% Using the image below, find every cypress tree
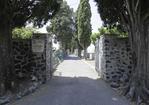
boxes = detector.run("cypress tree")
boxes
[77,0,92,58]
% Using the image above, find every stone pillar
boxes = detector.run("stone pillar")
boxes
[96,35,133,88]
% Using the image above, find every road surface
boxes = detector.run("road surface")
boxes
[12,55,131,105]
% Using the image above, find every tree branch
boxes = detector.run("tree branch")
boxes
[120,12,128,28]
[142,9,149,22]
[125,0,134,23]
[143,86,149,95]
[135,0,140,12]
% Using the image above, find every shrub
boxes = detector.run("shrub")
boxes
[90,26,128,44]
[99,26,128,37]
[12,27,35,39]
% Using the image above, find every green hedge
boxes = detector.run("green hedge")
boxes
[90,26,128,44]
[12,27,35,39]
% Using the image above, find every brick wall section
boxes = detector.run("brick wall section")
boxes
[95,35,133,88]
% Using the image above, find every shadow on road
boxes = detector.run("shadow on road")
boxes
[11,76,130,105]
[64,55,81,61]
[11,55,130,105]
[47,76,130,105]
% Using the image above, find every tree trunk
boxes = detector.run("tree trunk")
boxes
[118,1,149,104]
[84,48,87,60]
[83,41,88,60]
[121,11,149,105]
[76,39,82,57]
[126,25,149,104]
[78,48,82,57]
[0,25,14,96]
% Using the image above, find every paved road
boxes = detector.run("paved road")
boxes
[12,55,131,105]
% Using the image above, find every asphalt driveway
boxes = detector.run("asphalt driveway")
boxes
[12,55,131,105]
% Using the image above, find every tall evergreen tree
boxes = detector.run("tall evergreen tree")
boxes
[77,0,92,58]
[74,7,82,57]
[47,1,75,50]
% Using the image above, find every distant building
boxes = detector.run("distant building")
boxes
[87,43,95,60]
[52,38,60,50]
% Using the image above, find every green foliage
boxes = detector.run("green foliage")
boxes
[12,27,35,39]
[94,0,124,27]
[90,32,100,44]
[73,7,83,51]
[90,26,127,44]
[94,1,149,104]
[99,27,108,35]
[94,0,149,29]
[0,0,61,92]
[0,0,61,29]
[77,0,92,49]
[99,27,127,37]
[47,1,75,49]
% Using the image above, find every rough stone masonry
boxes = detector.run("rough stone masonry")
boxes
[95,35,133,88]
[12,34,52,95]
[0,34,54,105]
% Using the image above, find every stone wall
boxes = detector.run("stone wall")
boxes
[95,35,133,88]
[13,39,31,79]
[45,35,53,80]
[0,34,53,104]
[12,34,52,96]
[13,34,52,82]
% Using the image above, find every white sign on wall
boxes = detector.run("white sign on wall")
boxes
[32,39,45,53]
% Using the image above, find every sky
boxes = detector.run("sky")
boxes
[37,0,102,33]
[66,0,102,32]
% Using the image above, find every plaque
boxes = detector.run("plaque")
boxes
[32,38,45,53]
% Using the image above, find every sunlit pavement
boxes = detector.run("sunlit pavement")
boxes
[54,55,98,79]
[12,55,131,105]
